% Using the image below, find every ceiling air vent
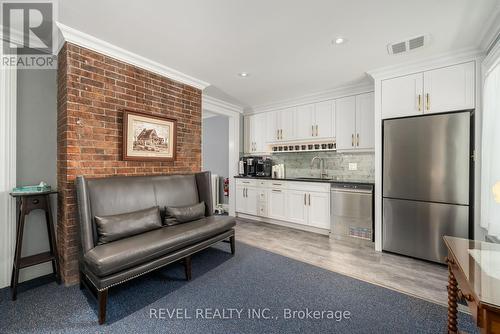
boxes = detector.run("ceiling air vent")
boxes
[387,34,430,55]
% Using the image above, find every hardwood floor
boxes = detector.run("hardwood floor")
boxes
[235,218,450,307]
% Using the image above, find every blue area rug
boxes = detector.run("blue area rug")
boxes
[0,242,477,334]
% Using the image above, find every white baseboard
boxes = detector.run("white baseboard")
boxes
[236,213,330,236]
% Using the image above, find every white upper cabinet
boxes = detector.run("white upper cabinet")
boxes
[280,108,295,141]
[335,96,356,150]
[244,113,267,154]
[266,111,278,142]
[267,108,295,142]
[336,93,374,151]
[381,73,423,119]
[314,100,335,139]
[294,104,315,140]
[355,92,374,150]
[423,62,475,114]
[381,61,475,119]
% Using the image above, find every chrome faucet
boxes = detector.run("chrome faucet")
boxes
[310,156,328,179]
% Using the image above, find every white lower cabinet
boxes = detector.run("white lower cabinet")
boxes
[286,190,308,225]
[308,191,330,229]
[268,188,287,221]
[236,179,331,232]
[235,185,258,215]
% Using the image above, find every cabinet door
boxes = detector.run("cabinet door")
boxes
[355,92,374,150]
[245,187,258,216]
[381,73,423,119]
[308,192,330,229]
[423,62,475,114]
[315,100,334,138]
[280,108,295,141]
[294,104,315,140]
[244,116,252,153]
[335,96,356,150]
[265,111,279,143]
[268,189,287,221]
[253,113,267,152]
[286,190,308,225]
[235,185,246,213]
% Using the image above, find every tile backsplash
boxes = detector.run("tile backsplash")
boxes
[271,151,374,182]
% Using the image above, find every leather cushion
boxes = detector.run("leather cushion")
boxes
[165,201,206,226]
[84,215,236,277]
[94,206,162,245]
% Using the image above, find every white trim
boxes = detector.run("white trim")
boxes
[0,62,17,289]
[479,3,500,51]
[56,23,210,90]
[367,47,484,80]
[483,35,500,76]
[202,95,243,217]
[202,95,244,115]
[248,81,373,114]
[237,213,330,236]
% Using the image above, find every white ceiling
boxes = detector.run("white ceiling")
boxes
[59,0,500,108]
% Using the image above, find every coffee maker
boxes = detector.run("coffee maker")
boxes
[239,156,271,177]
[256,158,272,177]
[239,157,257,176]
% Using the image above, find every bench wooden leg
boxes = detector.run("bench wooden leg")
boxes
[98,289,108,325]
[184,256,192,281]
[230,235,235,255]
[79,271,85,290]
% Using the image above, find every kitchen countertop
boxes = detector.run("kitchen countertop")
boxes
[234,175,374,186]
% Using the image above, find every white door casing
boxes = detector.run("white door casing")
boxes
[0,65,17,288]
[202,95,244,217]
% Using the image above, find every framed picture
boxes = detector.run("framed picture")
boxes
[123,110,177,161]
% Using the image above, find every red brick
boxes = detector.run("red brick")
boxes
[57,42,202,284]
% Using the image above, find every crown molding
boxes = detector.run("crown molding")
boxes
[367,47,485,80]
[247,81,374,114]
[202,95,244,117]
[56,22,210,90]
[479,3,500,52]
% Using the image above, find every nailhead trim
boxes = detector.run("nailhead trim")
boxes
[83,233,234,292]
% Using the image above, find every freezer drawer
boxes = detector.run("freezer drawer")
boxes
[382,198,468,263]
[383,112,470,205]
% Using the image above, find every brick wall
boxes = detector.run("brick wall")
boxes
[57,43,202,284]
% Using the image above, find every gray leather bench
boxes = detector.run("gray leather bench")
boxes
[75,172,235,324]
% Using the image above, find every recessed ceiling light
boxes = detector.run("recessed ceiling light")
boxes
[333,37,347,45]
[238,72,249,78]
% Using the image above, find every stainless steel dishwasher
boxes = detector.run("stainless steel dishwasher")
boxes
[330,183,374,242]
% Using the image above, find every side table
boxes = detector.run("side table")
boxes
[9,191,61,300]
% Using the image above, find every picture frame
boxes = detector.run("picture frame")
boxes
[122,110,177,161]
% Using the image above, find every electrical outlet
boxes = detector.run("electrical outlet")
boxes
[348,163,357,171]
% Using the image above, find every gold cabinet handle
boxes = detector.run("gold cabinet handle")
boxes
[304,193,307,206]
[417,94,421,111]
[308,193,311,206]
[352,134,354,147]
[315,125,318,136]
[277,129,279,140]
[357,133,360,146]
[311,125,314,137]
[280,129,283,139]
[426,93,430,111]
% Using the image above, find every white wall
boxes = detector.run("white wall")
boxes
[16,68,58,282]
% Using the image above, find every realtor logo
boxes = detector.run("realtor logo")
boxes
[1,0,58,68]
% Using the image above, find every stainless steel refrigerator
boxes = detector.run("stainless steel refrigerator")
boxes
[382,111,471,263]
